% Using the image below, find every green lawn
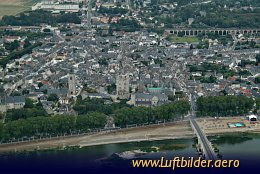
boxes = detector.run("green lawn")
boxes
[0,5,27,18]
[166,36,200,43]
[0,0,39,19]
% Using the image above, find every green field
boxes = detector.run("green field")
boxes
[0,0,39,19]
[166,36,200,43]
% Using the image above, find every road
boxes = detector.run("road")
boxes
[176,73,217,161]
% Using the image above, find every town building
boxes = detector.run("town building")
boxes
[0,96,26,113]
[130,93,168,107]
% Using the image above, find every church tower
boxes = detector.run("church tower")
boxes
[68,73,76,96]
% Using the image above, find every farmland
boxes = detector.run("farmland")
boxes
[0,0,39,19]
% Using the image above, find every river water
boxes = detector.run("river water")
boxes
[0,134,259,174]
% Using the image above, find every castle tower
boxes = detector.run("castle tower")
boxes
[116,74,130,99]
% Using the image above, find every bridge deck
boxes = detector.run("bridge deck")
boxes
[190,119,217,161]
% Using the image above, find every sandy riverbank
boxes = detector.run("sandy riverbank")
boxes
[0,121,193,152]
[0,117,259,153]
[197,117,260,134]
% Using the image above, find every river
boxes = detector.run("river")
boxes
[0,133,259,174]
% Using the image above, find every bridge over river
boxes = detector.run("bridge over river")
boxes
[190,119,218,161]
[188,93,218,161]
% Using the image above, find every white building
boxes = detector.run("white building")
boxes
[32,2,80,12]
[247,115,257,122]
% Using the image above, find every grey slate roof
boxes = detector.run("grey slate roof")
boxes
[47,88,68,96]
[1,96,26,104]
[135,93,168,100]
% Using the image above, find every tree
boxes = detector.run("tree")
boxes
[4,40,19,51]
[113,100,190,127]
[255,76,260,84]
[0,10,81,26]
[0,86,4,93]
[76,112,106,131]
[73,98,112,115]
[0,122,3,141]
[256,98,260,111]
[1,112,107,142]
[114,107,132,127]
[5,106,48,122]
[110,18,140,32]
[23,39,31,48]
[43,28,51,33]
[256,54,260,64]
[107,83,116,94]
[98,6,128,15]
[0,42,42,68]
[90,0,97,8]
[24,98,34,108]
[196,96,254,117]
[11,91,21,96]
[83,85,97,93]
[38,82,44,88]
[47,93,59,102]
[2,115,75,140]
